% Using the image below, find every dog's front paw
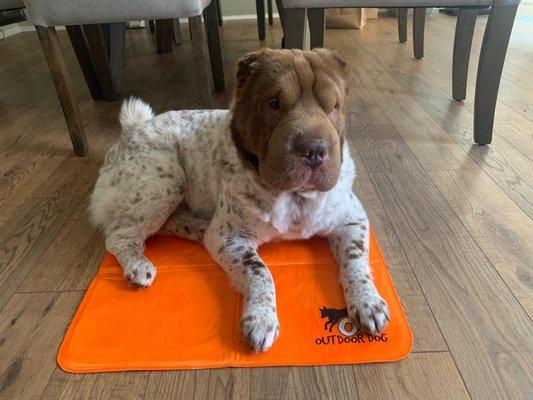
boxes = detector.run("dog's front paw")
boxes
[348,291,389,334]
[124,259,156,288]
[241,307,280,353]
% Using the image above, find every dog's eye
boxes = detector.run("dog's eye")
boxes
[268,97,280,110]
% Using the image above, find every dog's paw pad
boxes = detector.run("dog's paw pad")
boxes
[241,310,280,352]
[124,260,156,288]
[349,293,389,334]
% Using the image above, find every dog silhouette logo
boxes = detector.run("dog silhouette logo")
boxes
[319,306,358,336]
[315,306,388,345]
[320,306,348,332]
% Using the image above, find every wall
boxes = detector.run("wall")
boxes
[221,0,278,18]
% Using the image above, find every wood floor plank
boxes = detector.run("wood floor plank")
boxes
[145,369,233,400]
[0,195,80,311]
[17,205,104,293]
[351,148,447,352]
[350,20,533,218]
[354,352,470,400]
[367,167,533,399]
[145,366,360,400]
[41,371,150,400]
[0,291,83,400]
[428,169,533,318]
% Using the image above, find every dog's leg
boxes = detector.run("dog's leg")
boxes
[328,202,389,334]
[204,229,279,352]
[95,165,186,288]
[158,207,210,243]
[106,233,156,288]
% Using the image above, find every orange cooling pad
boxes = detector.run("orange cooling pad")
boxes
[58,229,412,373]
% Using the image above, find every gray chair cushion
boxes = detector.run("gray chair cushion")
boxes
[282,0,520,8]
[24,0,212,26]
[0,0,24,10]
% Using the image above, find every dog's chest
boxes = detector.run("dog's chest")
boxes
[267,192,324,239]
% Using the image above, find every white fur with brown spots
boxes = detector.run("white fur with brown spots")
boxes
[90,50,389,353]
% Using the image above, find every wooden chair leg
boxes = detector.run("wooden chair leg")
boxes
[307,8,325,49]
[267,0,274,25]
[256,0,265,40]
[203,1,225,92]
[453,8,477,101]
[35,26,88,156]
[83,24,120,101]
[83,24,124,101]
[65,25,103,100]
[275,0,286,31]
[215,0,223,26]
[108,22,125,96]
[397,8,407,43]
[474,4,518,145]
[275,0,287,47]
[173,18,182,45]
[149,20,155,34]
[189,15,213,108]
[155,19,174,54]
[284,8,306,49]
[413,8,426,59]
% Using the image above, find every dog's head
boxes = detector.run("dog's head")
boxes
[230,48,348,192]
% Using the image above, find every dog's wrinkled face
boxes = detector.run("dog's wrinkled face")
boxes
[230,48,348,192]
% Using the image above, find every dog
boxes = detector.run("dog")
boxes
[320,306,349,332]
[89,48,389,353]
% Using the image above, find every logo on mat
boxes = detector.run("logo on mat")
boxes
[314,306,388,346]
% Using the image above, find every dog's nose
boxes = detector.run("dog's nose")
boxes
[296,139,328,168]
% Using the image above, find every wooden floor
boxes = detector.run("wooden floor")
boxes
[0,12,532,400]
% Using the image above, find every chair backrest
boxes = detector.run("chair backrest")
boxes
[0,0,24,11]
[281,0,521,8]
[23,0,211,27]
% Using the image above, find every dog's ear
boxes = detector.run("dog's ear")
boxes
[236,51,263,88]
[312,48,347,86]
[236,48,275,89]
[313,48,347,70]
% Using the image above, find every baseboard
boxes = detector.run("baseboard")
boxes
[223,13,279,21]
[1,23,65,38]
[1,23,21,38]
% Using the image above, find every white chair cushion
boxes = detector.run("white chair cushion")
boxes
[24,0,212,26]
